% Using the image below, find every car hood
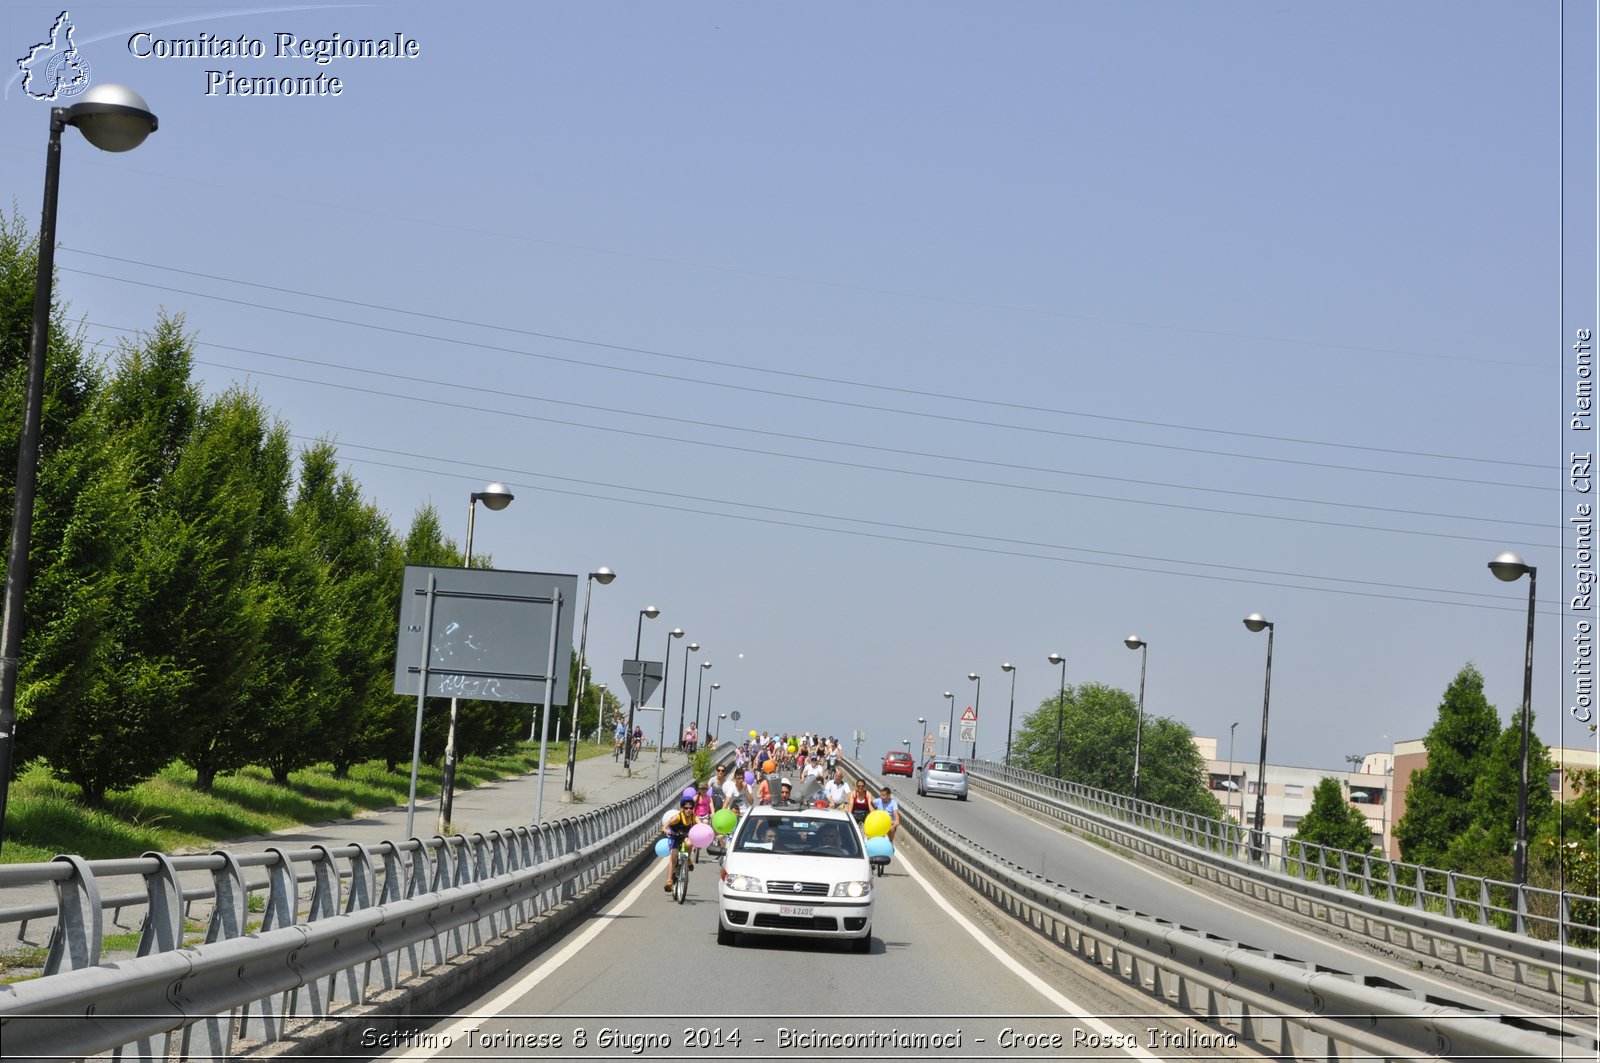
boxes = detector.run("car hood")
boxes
[722,851,870,883]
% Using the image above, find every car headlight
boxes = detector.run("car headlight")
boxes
[832,880,871,898]
[724,874,764,893]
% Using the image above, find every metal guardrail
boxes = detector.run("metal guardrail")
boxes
[845,757,1590,1062]
[0,750,721,1063]
[961,759,1600,1007]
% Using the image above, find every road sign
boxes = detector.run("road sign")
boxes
[960,705,977,722]
[620,659,664,704]
[959,721,977,743]
[392,565,577,704]
[923,733,937,756]
[938,722,949,738]
[730,710,741,722]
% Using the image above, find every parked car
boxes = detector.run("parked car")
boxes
[881,750,915,777]
[713,806,882,951]
[917,756,968,800]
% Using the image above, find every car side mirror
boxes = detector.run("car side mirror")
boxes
[869,855,891,867]
[705,843,726,858]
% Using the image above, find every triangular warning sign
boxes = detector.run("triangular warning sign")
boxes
[960,705,977,721]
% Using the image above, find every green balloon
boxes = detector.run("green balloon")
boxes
[711,808,738,834]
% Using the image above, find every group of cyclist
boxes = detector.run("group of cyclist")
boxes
[660,740,901,894]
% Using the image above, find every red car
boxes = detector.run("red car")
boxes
[881,750,915,777]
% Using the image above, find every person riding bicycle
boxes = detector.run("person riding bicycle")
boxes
[662,794,697,893]
[849,777,873,825]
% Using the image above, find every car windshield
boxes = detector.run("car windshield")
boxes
[735,817,863,858]
[928,759,960,772]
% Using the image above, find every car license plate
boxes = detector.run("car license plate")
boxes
[779,904,814,918]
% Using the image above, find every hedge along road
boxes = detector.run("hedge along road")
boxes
[367,839,1261,1062]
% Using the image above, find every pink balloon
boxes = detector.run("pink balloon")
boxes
[688,823,714,848]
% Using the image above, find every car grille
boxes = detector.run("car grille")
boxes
[765,880,829,896]
[753,913,839,931]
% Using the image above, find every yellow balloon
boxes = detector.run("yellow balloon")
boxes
[749,729,757,738]
[863,809,892,838]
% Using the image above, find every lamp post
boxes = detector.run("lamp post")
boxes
[1227,720,1239,823]
[677,641,699,751]
[966,673,981,759]
[695,661,712,738]
[707,682,720,728]
[622,606,659,770]
[942,691,955,755]
[1000,663,1017,767]
[1048,653,1066,778]
[1243,613,1275,865]
[0,84,158,856]
[1489,551,1538,886]
[561,566,614,803]
[592,683,607,742]
[655,628,683,782]
[439,483,515,833]
[916,716,927,761]
[1124,636,1148,800]
[716,713,726,743]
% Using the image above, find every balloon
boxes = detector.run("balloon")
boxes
[655,837,672,858]
[711,808,738,834]
[743,771,755,784]
[866,837,894,859]
[749,730,757,738]
[762,759,776,774]
[787,742,797,752]
[662,810,678,827]
[688,823,714,848]
[863,810,892,838]
[682,786,698,801]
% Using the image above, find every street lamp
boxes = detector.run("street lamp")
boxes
[696,661,713,738]
[440,482,515,833]
[677,641,699,751]
[708,682,720,725]
[622,606,659,770]
[592,683,608,742]
[1000,663,1017,767]
[1227,720,1240,827]
[1489,551,1538,886]
[916,716,927,760]
[1243,612,1275,865]
[943,691,955,755]
[967,673,981,760]
[654,627,684,782]
[1124,636,1148,801]
[717,712,727,742]
[1048,653,1066,777]
[561,566,614,803]
[0,83,159,855]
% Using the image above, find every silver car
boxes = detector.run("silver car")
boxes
[917,756,968,800]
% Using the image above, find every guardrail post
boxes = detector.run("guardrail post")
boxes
[427,836,461,964]
[178,849,250,1063]
[239,846,298,1041]
[336,843,377,1006]
[290,844,341,1021]
[43,854,102,976]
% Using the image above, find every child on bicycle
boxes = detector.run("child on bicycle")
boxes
[663,793,697,893]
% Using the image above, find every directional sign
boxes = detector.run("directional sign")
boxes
[620,659,664,704]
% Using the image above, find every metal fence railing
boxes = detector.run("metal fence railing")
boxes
[0,748,727,1062]
[961,758,1600,1006]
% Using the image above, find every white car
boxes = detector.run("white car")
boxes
[713,806,879,951]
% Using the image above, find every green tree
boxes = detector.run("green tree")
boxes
[1009,682,1224,819]
[1294,777,1376,855]
[1442,715,1558,881]
[1393,664,1502,867]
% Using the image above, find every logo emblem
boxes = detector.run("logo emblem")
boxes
[17,11,92,101]
[791,882,803,893]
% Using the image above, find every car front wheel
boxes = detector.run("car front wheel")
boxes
[717,921,736,946]
[852,932,872,954]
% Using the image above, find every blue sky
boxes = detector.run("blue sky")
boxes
[2,2,1593,773]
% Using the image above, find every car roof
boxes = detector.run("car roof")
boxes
[745,805,851,822]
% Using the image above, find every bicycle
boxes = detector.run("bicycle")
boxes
[673,839,692,904]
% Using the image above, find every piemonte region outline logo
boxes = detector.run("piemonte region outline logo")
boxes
[17,11,92,101]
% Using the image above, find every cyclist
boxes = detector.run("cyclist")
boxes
[872,785,900,842]
[849,777,873,826]
[691,782,714,866]
[613,716,627,759]
[662,793,697,893]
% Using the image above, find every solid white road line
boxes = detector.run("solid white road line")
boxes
[896,851,1164,1061]
[394,867,660,1062]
